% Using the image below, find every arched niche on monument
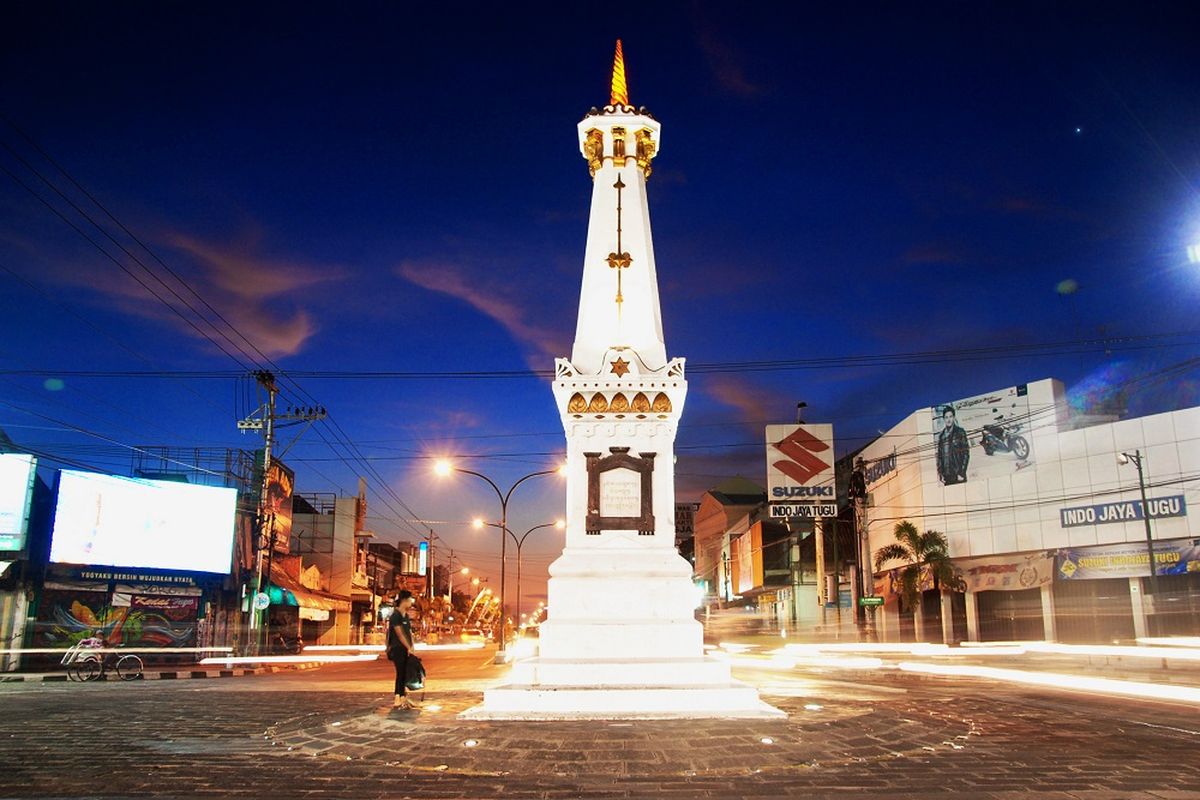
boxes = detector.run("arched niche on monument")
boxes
[584,447,656,536]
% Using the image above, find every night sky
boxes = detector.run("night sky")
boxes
[2,3,1198,600]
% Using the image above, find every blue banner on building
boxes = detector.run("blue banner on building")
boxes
[1057,539,1200,580]
[1059,495,1186,528]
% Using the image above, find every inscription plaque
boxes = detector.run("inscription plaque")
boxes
[585,448,656,535]
[599,468,641,517]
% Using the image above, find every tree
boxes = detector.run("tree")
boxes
[873,520,964,611]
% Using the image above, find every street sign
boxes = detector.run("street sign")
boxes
[859,596,884,607]
[253,592,271,610]
[768,503,838,519]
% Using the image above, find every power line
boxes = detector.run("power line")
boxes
[1,122,437,542]
[0,331,1195,381]
[0,161,255,371]
[0,398,228,479]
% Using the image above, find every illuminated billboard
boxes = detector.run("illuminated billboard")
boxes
[0,453,37,551]
[50,471,237,574]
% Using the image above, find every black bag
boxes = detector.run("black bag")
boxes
[404,654,425,691]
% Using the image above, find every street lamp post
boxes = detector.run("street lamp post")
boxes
[477,520,564,627]
[1118,449,1158,596]
[435,461,563,662]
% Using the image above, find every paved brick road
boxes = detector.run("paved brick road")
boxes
[2,653,1199,799]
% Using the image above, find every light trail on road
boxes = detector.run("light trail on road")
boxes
[897,661,1200,705]
[199,654,379,666]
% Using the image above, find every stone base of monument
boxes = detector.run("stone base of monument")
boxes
[459,656,786,720]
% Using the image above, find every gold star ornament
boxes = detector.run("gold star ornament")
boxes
[610,357,631,377]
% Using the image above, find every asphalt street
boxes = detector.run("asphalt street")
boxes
[3,646,1200,799]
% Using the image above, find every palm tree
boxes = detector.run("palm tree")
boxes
[873,520,964,612]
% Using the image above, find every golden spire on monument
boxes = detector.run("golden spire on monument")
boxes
[609,39,629,107]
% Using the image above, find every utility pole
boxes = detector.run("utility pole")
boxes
[247,371,276,656]
[236,369,326,655]
[426,529,436,600]
[1118,450,1158,597]
[847,457,874,641]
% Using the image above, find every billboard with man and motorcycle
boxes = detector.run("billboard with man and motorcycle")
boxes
[932,384,1034,485]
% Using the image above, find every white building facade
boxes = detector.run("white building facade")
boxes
[860,378,1200,642]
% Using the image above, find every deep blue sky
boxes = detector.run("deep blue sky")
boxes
[1,3,1198,597]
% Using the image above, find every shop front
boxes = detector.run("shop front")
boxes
[30,565,220,668]
[264,561,351,647]
[1055,538,1200,639]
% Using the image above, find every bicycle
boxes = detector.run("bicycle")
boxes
[61,637,144,682]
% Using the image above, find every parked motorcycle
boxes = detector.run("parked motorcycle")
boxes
[979,414,1030,460]
[270,633,304,655]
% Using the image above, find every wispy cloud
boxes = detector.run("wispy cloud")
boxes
[676,448,764,501]
[161,229,343,356]
[395,259,568,364]
[994,195,1086,222]
[901,242,968,265]
[692,21,766,98]
[703,374,776,424]
[36,225,343,357]
[166,230,335,300]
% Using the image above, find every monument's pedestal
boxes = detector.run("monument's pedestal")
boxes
[461,658,782,720]
[460,548,784,720]
[462,682,780,720]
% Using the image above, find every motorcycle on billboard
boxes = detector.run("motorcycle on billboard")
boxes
[979,411,1030,460]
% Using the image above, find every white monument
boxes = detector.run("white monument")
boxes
[463,42,782,719]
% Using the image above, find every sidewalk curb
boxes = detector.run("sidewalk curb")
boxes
[0,661,325,683]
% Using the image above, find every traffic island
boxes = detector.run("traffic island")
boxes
[265,689,978,778]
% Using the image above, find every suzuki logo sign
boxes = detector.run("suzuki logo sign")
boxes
[765,424,836,505]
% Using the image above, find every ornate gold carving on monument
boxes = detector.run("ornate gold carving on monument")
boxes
[606,174,632,309]
[568,392,587,414]
[631,392,651,412]
[652,392,672,413]
[635,128,656,178]
[609,39,629,107]
[609,393,630,413]
[611,126,626,164]
[583,128,604,177]
[587,393,609,413]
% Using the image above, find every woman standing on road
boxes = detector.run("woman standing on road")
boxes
[387,591,419,709]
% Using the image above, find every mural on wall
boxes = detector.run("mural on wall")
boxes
[933,384,1035,485]
[34,589,199,648]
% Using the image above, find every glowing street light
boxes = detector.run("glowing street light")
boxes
[434,460,564,661]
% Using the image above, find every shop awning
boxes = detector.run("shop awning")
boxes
[268,563,351,613]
